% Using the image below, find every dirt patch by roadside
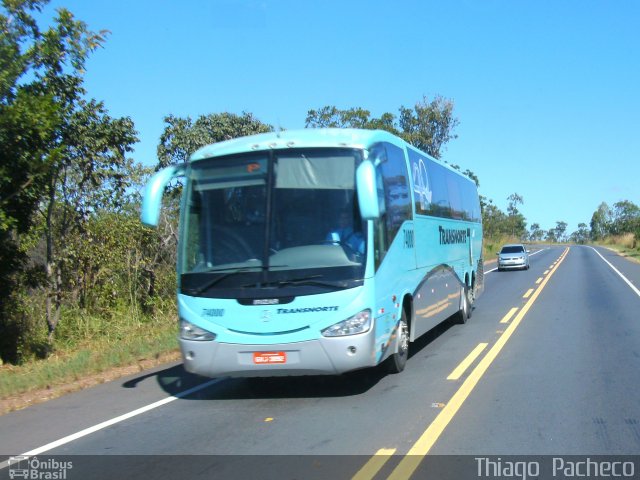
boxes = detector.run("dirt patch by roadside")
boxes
[0,351,181,416]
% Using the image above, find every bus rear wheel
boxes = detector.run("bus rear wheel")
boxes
[387,309,409,374]
[457,284,472,324]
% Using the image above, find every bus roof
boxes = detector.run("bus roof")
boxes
[190,128,405,161]
[188,128,473,185]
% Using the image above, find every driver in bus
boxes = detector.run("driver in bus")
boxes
[326,210,365,256]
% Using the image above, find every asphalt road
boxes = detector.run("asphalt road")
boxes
[1,245,640,479]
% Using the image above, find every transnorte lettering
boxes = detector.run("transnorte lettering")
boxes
[439,226,467,245]
[277,306,339,314]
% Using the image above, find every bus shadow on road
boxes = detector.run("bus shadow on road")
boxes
[121,361,390,399]
[122,315,459,400]
[407,314,459,362]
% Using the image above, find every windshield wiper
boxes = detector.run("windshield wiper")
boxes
[274,275,350,290]
[185,265,287,295]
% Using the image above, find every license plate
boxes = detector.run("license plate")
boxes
[253,352,287,364]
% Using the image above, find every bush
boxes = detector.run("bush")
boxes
[1,207,178,365]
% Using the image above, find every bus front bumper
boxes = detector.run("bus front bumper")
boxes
[179,331,378,378]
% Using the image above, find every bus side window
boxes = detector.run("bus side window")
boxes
[446,174,464,219]
[367,144,388,269]
[370,142,411,270]
[374,167,387,269]
[380,142,411,242]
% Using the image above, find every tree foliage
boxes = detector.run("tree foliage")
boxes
[590,199,640,245]
[0,0,141,362]
[305,106,393,131]
[529,223,544,242]
[42,98,138,340]
[594,200,639,237]
[157,112,273,169]
[398,96,459,158]
[505,193,527,238]
[553,221,568,242]
[610,200,640,236]
[590,202,612,240]
[305,95,459,159]
[480,198,507,239]
[569,223,590,244]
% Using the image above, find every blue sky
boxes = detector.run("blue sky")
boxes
[45,0,640,235]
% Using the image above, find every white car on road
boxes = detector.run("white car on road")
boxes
[497,244,530,271]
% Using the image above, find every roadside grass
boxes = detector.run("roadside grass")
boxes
[0,304,179,402]
[597,233,640,263]
[483,235,522,260]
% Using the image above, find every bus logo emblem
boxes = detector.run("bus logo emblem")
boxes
[261,311,272,322]
[253,298,279,305]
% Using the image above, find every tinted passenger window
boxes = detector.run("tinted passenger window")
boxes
[427,161,452,217]
[407,147,480,222]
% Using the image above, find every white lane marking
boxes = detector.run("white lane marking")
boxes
[0,377,223,469]
[589,247,640,298]
[485,247,546,274]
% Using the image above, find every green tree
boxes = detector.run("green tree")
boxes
[569,223,590,244]
[42,99,138,341]
[590,202,613,240]
[304,106,396,131]
[0,1,141,360]
[611,200,640,235]
[554,221,568,242]
[505,193,527,239]
[157,112,273,169]
[398,95,459,159]
[481,199,507,238]
[0,0,111,362]
[306,95,459,159]
[529,223,544,242]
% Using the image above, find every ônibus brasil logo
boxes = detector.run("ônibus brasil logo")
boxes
[8,456,73,479]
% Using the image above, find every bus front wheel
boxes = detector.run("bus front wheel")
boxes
[386,309,409,374]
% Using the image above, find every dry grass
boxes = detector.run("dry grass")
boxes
[483,235,523,259]
[604,233,636,249]
[0,350,180,415]
[0,306,179,414]
[598,233,640,263]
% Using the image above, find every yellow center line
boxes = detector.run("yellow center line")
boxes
[523,288,534,298]
[499,307,518,324]
[447,343,488,380]
[385,248,569,480]
[352,448,396,480]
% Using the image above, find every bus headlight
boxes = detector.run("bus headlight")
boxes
[180,319,216,341]
[321,309,372,337]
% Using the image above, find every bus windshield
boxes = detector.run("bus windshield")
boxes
[179,148,367,297]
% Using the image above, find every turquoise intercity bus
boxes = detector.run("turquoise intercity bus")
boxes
[141,128,483,377]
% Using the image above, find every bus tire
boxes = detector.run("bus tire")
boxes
[387,309,409,374]
[466,281,474,319]
[457,284,471,324]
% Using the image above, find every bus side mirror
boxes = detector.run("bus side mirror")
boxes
[356,161,381,220]
[141,165,184,227]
